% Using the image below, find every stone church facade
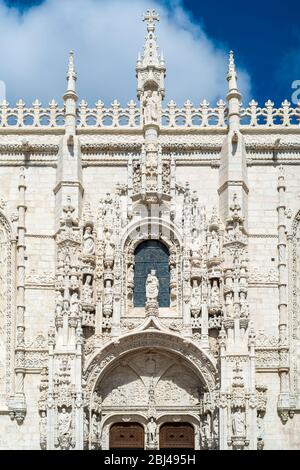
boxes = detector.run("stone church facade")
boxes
[0,10,300,450]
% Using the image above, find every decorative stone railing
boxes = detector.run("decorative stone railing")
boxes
[0,98,300,129]
[0,99,65,127]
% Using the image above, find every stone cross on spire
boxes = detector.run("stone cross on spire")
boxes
[143,9,160,31]
[136,9,166,101]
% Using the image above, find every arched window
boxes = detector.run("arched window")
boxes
[133,240,170,308]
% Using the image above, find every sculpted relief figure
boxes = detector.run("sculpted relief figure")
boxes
[82,275,93,304]
[232,409,246,437]
[211,280,220,305]
[240,291,249,318]
[70,292,79,315]
[191,280,201,313]
[190,229,201,259]
[146,270,159,302]
[209,230,220,259]
[83,226,95,256]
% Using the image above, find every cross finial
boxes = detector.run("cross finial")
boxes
[143,9,160,32]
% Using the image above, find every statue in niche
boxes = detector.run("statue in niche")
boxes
[146,270,159,302]
[257,413,264,442]
[91,412,99,440]
[240,291,249,318]
[83,226,95,256]
[82,275,93,304]
[39,411,47,443]
[191,279,201,313]
[70,292,79,315]
[232,408,246,437]
[147,418,157,445]
[143,90,160,125]
[58,407,71,437]
[128,264,134,284]
[83,414,89,442]
[209,230,220,258]
[56,291,64,316]
[103,280,113,316]
[104,238,115,261]
[211,280,220,305]
[190,229,201,259]
[225,292,234,318]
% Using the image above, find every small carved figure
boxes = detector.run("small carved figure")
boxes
[191,279,201,312]
[82,275,93,304]
[83,414,89,442]
[143,90,160,125]
[209,230,220,258]
[56,291,64,316]
[211,280,220,305]
[39,411,47,440]
[83,226,95,255]
[147,418,157,445]
[146,270,159,301]
[128,264,134,284]
[91,413,99,440]
[232,408,246,437]
[240,291,249,318]
[58,407,71,436]
[70,292,79,315]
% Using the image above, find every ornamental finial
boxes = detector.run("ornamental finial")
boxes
[143,9,160,32]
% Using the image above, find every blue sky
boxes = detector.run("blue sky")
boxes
[1,0,299,106]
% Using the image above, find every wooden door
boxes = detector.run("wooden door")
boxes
[159,423,194,449]
[109,423,144,449]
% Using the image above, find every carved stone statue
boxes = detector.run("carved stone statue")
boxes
[232,409,246,437]
[82,275,93,304]
[146,270,159,301]
[83,226,95,255]
[83,414,89,442]
[211,280,220,305]
[191,280,201,312]
[91,412,99,440]
[58,407,71,436]
[39,411,47,449]
[240,291,249,318]
[143,90,160,125]
[70,292,79,315]
[56,291,64,316]
[190,229,201,259]
[209,230,220,258]
[128,264,134,284]
[103,280,113,316]
[147,418,157,445]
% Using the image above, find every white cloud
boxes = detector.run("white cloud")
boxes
[0,0,252,106]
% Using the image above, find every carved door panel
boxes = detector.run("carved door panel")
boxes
[109,423,144,449]
[159,423,194,449]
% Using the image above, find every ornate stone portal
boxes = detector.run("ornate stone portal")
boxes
[0,8,299,450]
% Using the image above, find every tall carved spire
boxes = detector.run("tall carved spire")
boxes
[136,9,166,101]
[63,51,78,137]
[65,51,77,97]
[227,51,241,132]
